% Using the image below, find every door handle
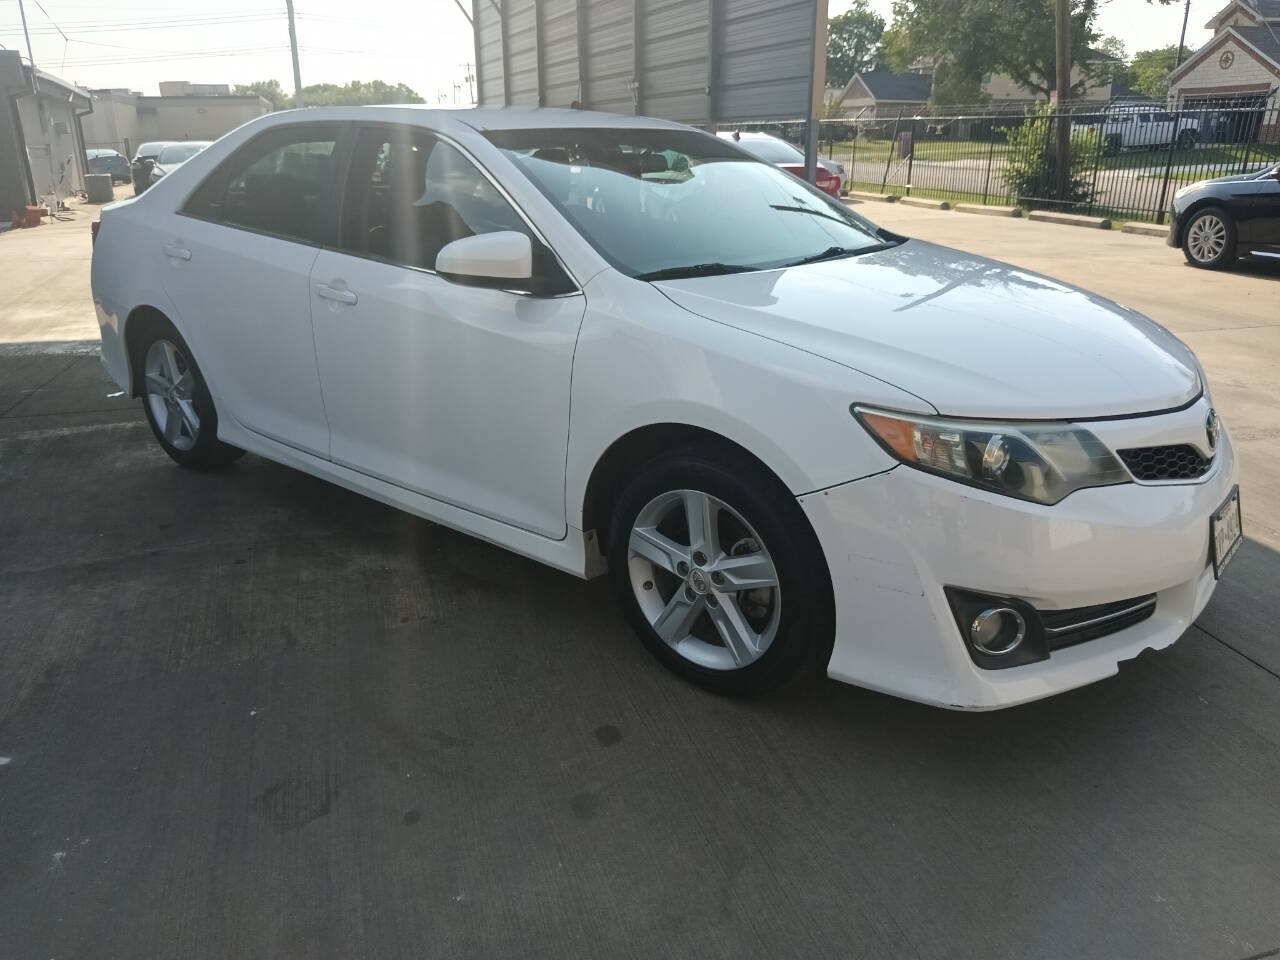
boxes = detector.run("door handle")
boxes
[315,283,358,306]
[162,243,191,261]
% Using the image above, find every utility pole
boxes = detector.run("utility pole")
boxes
[1053,0,1072,203]
[804,0,829,185]
[1174,0,1192,68]
[17,0,38,92]
[285,0,304,107]
[463,62,475,104]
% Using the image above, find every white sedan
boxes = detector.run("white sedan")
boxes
[91,107,1240,710]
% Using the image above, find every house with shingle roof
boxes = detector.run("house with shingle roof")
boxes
[1167,0,1280,141]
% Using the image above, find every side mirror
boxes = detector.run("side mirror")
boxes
[435,231,532,286]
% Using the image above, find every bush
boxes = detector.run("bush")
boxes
[1003,104,1100,210]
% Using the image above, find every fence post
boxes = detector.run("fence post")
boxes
[881,109,903,193]
[1154,106,1184,225]
[981,118,996,205]
[1085,120,1104,218]
[905,116,917,196]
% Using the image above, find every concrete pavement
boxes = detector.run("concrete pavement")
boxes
[2,194,1279,960]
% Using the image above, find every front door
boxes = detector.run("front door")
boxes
[309,124,584,539]
[160,123,348,457]
[1228,165,1280,250]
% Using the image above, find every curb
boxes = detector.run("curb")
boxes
[846,190,898,203]
[1026,210,1112,230]
[897,196,951,210]
[1120,221,1168,238]
[953,203,1022,218]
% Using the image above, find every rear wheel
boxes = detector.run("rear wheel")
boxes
[136,321,243,469]
[1176,129,1197,150]
[609,449,834,696]
[1182,206,1236,270]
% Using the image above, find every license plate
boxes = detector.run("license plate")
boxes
[1210,486,1243,579]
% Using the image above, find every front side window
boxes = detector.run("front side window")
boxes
[182,125,341,246]
[338,125,572,293]
[486,127,890,278]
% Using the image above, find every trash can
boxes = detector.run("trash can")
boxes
[85,173,114,204]
[131,159,153,195]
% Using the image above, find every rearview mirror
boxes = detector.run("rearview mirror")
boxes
[436,231,532,285]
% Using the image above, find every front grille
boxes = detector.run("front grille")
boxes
[1118,444,1211,481]
[1042,594,1157,651]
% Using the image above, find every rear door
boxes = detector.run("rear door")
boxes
[308,123,584,538]
[162,122,348,457]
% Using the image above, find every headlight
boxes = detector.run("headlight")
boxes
[853,406,1131,505]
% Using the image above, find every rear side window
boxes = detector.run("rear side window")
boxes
[182,124,343,246]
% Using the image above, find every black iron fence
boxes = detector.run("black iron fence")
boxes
[719,94,1280,224]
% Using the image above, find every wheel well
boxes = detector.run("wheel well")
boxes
[581,423,790,553]
[1173,199,1227,247]
[122,305,172,397]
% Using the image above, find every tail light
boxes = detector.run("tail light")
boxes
[91,219,101,245]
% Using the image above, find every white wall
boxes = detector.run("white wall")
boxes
[15,92,85,200]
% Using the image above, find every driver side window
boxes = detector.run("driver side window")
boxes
[338,125,570,294]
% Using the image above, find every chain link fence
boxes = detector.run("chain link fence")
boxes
[719,93,1280,224]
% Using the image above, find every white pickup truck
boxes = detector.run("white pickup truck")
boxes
[1084,106,1201,154]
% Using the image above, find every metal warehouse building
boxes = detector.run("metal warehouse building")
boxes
[471,0,827,128]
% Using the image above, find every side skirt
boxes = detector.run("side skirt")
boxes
[216,411,603,580]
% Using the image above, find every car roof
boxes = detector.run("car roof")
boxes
[87,148,123,156]
[254,104,691,134]
[715,131,780,141]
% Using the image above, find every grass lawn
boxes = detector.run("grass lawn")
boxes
[828,139,1009,164]
[1098,142,1280,171]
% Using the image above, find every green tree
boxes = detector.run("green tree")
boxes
[882,0,1101,104]
[232,79,291,110]
[297,80,425,106]
[825,1,886,87]
[1130,45,1179,99]
[1095,35,1136,91]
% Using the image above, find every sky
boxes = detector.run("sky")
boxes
[1,0,1218,100]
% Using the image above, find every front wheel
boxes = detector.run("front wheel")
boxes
[136,322,244,469]
[1176,129,1197,150]
[609,449,834,696]
[1182,206,1236,270]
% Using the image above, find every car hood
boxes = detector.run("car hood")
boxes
[653,240,1200,419]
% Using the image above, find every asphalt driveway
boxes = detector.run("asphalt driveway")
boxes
[2,204,1279,959]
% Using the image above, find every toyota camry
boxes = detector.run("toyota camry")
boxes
[90,107,1240,709]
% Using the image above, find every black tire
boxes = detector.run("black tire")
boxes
[1104,134,1122,156]
[1181,206,1237,270]
[1176,129,1197,150]
[608,446,834,696]
[133,319,244,469]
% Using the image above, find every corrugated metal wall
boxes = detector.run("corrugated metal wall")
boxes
[471,0,819,127]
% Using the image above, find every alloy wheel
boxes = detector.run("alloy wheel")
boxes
[627,489,781,671]
[143,339,200,451]
[1187,213,1227,264]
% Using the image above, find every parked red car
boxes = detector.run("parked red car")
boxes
[717,130,844,197]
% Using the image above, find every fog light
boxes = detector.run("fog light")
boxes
[969,607,1026,655]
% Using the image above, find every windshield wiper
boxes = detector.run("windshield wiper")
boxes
[634,262,756,282]
[769,203,856,226]
[783,242,900,268]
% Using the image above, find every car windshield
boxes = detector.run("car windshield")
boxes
[157,143,207,165]
[486,128,891,278]
[731,136,804,164]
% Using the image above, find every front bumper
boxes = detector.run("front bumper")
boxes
[799,404,1237,710]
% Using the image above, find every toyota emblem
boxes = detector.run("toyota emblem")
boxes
[1206,408,1220,451]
